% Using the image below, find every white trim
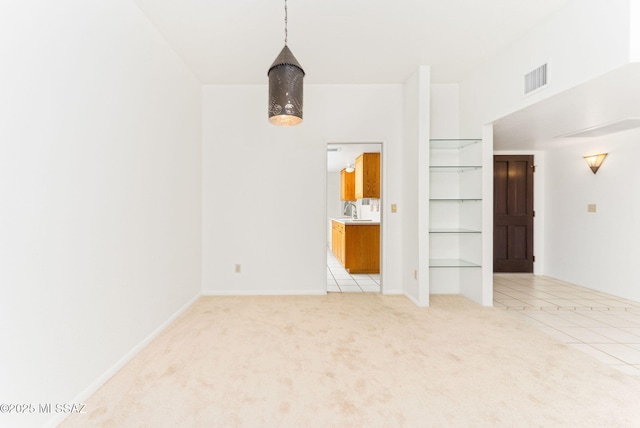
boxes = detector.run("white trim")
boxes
[417,66,431,307]
[481,125,495,306]
[203,290,327,296]
[380,140,388,295]
[404,292,421,306]
[323,143,329,294]
[47,292,201,428]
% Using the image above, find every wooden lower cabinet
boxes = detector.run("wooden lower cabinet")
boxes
[331,220,379,274]
[331,221,345,264]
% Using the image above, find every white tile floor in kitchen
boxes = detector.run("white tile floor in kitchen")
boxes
[327,248,381,293]
[495,273,640,375]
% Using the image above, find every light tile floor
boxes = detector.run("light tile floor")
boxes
[495,273,640,375]
[327,248,380,293]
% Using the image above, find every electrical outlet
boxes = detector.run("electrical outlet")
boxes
[587,204,597,213]
[235,264,241,273]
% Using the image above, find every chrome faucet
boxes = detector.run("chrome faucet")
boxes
[344,202,357,219]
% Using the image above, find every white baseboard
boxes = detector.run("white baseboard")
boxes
[202,289,326,296]
[404,292,430,307]
[404,292,420,306]
[46,292,201,428]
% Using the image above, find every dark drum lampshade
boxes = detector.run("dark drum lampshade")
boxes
[268,45,305,126]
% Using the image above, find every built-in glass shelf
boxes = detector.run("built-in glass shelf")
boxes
[429,165,482,172]
[429,259,481,268]
[429,228,481,233]
[430,139,481,150]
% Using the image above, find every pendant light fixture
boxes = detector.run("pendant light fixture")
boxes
[268,0,305,126]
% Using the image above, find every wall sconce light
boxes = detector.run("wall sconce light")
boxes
[584,153,607,174]
[345,164,355,173]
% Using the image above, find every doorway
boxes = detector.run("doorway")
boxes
[326,142,382,292]
[493,155,534,272]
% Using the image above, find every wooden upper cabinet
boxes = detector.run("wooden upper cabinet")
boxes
[355,153,380,199]
[340,169,356,201]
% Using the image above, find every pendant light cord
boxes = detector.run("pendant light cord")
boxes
[284,0,288,46]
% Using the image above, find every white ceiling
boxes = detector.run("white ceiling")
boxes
[132,0,640,152]
[133,0,571,84]
[493,63,640,150]
[327,143,381,173]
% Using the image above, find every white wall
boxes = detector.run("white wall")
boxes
[202,84,404,295]
[357,198,382,222]
[0,1,202,427]
[630,1,640,61]
[479,126,495,306]
[402,71,421,303]
[458,0,640,303]
[544,129,640,302]
[326,171,341,243]
[401,67,431,305]
[430,84,460,139]
[460,0,632,134]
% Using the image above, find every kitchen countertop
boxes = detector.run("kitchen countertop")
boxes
[331,218,380,225]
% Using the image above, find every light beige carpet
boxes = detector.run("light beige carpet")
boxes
[62,294,640,427]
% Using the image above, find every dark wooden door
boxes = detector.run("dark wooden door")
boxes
[494,155,534,272]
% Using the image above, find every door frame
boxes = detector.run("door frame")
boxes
[325,140,386,293]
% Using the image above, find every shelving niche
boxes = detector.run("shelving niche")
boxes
[429,139,483,294]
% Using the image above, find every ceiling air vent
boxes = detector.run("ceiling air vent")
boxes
[524,63,547,95]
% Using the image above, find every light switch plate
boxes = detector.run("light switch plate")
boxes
[391,204,397,213]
